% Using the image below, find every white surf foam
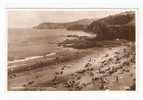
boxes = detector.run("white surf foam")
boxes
[8,52,57,64]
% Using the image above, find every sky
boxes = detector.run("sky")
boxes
[8,10,129,28]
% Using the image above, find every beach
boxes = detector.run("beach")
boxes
[8,36,135,90]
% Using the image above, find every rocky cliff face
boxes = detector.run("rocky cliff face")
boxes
[87,11,135,41]
[34,11,135,41]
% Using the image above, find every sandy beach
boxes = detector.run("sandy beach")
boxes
[8,40,135,91]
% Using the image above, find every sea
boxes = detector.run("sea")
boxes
[8,28,92,63]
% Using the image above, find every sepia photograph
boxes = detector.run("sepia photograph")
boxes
[8,9,136,91]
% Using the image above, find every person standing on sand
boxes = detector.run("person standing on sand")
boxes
[99,77,107,90]
[115,76,119,82]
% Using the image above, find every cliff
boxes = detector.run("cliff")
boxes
[87,11,135,41]
[34,11,135,41]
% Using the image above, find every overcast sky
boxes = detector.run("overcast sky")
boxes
[8,10,129,28]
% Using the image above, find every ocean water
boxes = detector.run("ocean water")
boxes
[8,28,91,61]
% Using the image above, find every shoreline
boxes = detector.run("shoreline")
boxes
[8,42,135,91]
[8,48,90,74]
